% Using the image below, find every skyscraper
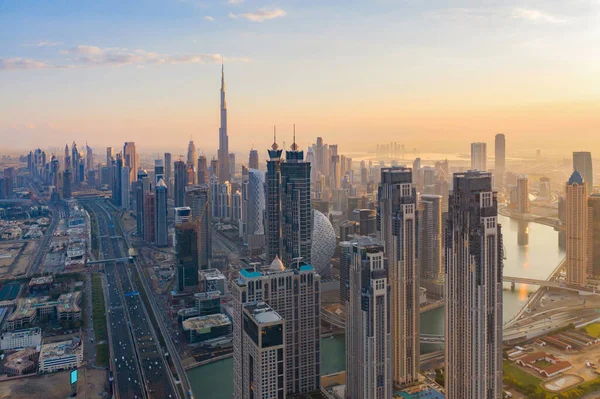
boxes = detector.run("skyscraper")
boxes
[174,160,187,207]
[155,178,168,247]
[120,166,130,209]
[517,176,530,214]
[573,151,593,194]
[123,142,137,184]
[565,171,588,286]
[377,167,419,388]
[185,184,212,270]
[495,134,505,186]
[62,170,72,199]
[248,149,259,170]
[246,169,266,251]
[106,147,114,168]
[419,194,443,297]
[280,134,312,266]
[218,64,230,183]
[345,237,392,399]
[470,142,487,171]
[154,159,165,185]
[187,140,197,168]
[86,144,93,173]
[238,302,286,399]
[175,223,199,291]
[232,259,320,397]
[588,195,600,277]
[143,191,156,243]
[229,152,236,179]
[445,171,503,398]
[135,170,151,237]
[164,152,172,197]
[265,134,283,263]
[197,155,208,184]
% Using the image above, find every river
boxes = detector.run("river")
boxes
[188,214,565,398]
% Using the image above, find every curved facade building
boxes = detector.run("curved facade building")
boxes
[311,210,336,277]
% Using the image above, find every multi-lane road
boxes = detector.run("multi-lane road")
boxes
[85,199,177,399]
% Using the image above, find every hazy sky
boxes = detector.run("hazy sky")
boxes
[1,0,600,156]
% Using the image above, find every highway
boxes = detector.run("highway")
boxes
[85,199,177,399]
[28,202,61,275]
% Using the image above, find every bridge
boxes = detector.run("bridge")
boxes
[86,257,133,265]
[502,276,595,294]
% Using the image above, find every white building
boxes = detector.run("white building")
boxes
[470,142,487,171]
[0,327,42,350]
[39,339,83,373]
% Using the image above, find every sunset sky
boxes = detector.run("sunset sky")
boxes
[1,0,600,156]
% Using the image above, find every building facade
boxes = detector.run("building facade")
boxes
[495,134,505,186]
[265,138,283,263]
[566,171,589,286]
[419,194,443,297]
[185,185,212,270]
[155,178,168,246]
[471,142,487,171]
[573,151,593,195]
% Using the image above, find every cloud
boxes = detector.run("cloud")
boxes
[229,8,286,22]
[0,58,60,71]
[37,41,63,47]
[228,0,244,4]
[204,16,214,21]
[512,8,566,23]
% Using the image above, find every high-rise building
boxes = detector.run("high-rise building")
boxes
[470,142,487,171]
[185,185,212,270]
[164,152,172,197]
[143,191,156,243]
[248,149,259,170]
[517,176,530,214]
[345,237,392,399]
[330,154,341,190]
[419,195,443,297]
[155,179,168,247]
[232,259,320,397]
[174,160,187,207]
[187,140,197,168]
[112,154,123,207]
[154,159,164,185]
[445,171,503,398]
[229,153,236,179]
[495,134,505,186]
[377,167,419,388]
[120,166,130,209]
[106,147,114,168]
[238,302,286,399]
[265,135,283,263]
[573,151,593,194]
[175,223,199,291]
[123,142,137,184]
[197,155,208,185]
[216,182,232,220]
[565,171,588,286]
[86,145,93,173]
[588,195,600,277]
[218,64,230,183]
[174,206,192,225]
[245,169,266,252]
[62,170,72,199]
[280,136,312,266]
[135,170,151,237]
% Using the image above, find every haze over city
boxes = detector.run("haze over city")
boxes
[2,0,600,154]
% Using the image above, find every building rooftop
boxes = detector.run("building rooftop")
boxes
[40,339,81,359]
[194,291,221,300]
[29,276,54,286]
[244,302,282,325]
[182,313,231,331]
[1,327,41,339]
[199,268,225,280]
[568,170,584,185]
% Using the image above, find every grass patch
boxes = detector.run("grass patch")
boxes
[584,322,600,338]
[91,273,107,342]
[503,360,547,398]
[96,343,109,367]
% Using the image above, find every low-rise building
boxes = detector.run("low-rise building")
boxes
[4,347,38,375]
[181,313,231,343]
[516,351,573,378]
[198,269,226,295]
[0,327,42,350]
[39,339,83,374]
[6,292,82,330]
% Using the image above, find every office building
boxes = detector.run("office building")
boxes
[573,151,593,194]
[238,302,286,399]
[470,142,487,171]
[445,171,503,398]
[106,147,114,167]
[197,155,208,184]
[517,176,530,214]
[194,291,221,316]
[174,160,187,207]
[346,237,392,399]
[155,178,168,246]
[229,152,236,179]
[39,340,83,374]
[248,149,259,170]
[339,241,352,302]
[182,313,231,344]
[187,140,197,169]
[566,171,588,286]
[135,170,151,236]
[377,167,419,388]
[120,166,130,209]
[62,170,72,199]
[232,260,320,396]
[185,185,212,270]
[265,136,283,263]
[495,134,505,186]
[176,222,199,291]
[231,190,242,222]
[218,64,230,183]
[199,269,226,294]
[210,158,219,179]
[246,169,266,252]
[589,195,600,277]
[419,195,443,298]
[143,191,156,243]
[123,141,137,184]
[164,152,172,196]
[154,159,164,184]
[0,328,42,350]
[280,136,312,266]
[216,181,232,220]
[174,206,192,224]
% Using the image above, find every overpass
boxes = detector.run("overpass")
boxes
[502,276,594,294]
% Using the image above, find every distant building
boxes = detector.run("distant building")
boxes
[470,142,487,171]
[517,176,530,214]
[185,185,212,270]
[154,159,165,185]
[4,347,37,375]
[588,195,600,277]
[198,268,226,294]
[155,179,168,246]
[197,155,208,185]
[194,291,222,316]
[135,170,151,237]
[164,152,172,197]
[123,142,137,184]
[495,134,505,186]
[39,339,83,374]
[143,191,156,243]
[248,149,259,170]
[176,222,199,292]
[419,194,443,298]
[539,177,551,199]
[182,313,231,343]
[245,169,266,252]
[566,171,588,286]
[174,160,187,207]
[265,138,283,263]
[573,151,593,194]
[120,166,130,210]
[0,327,42,350]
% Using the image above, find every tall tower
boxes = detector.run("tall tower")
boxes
[86,144,93,172]
[164,152,172,197]
[174,160,187,208]
[136,170,151,237]
[345,237,392,399]
[265,130,283,263]
[197,155,208,184]
[566,171,588,286]
[155,178,168,247]
[218,63,230,183]
[517,176,530,214]
[248,149,259,170]
[495,134,505,186]
[281,130,312,266]
[445,171,503,398]
[573,151,593,195]
[123,142,137,184]
[470,142,487,171]
[185,184,213,270]
[419,194,443,297]
[377,167,419,388]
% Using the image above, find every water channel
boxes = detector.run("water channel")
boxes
[188,214,565,398]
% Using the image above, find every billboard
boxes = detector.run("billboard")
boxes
[70,369,78,385]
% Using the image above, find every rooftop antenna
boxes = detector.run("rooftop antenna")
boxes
[291,124,298,151]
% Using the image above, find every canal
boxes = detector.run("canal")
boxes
[188,214,565,398]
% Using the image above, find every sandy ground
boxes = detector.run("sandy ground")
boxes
[120,213,136,234]
[0,243,24,277]
[12,241,37,277]
[0,368,108,399]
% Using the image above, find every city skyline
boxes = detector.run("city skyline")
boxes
[2,1,600,153]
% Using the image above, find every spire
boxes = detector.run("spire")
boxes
[271,125,278,150]
[290,124,299,151]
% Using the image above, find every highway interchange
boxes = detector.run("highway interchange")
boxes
[84,199,177,399]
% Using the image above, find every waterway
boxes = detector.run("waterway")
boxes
[188,214,565,398]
